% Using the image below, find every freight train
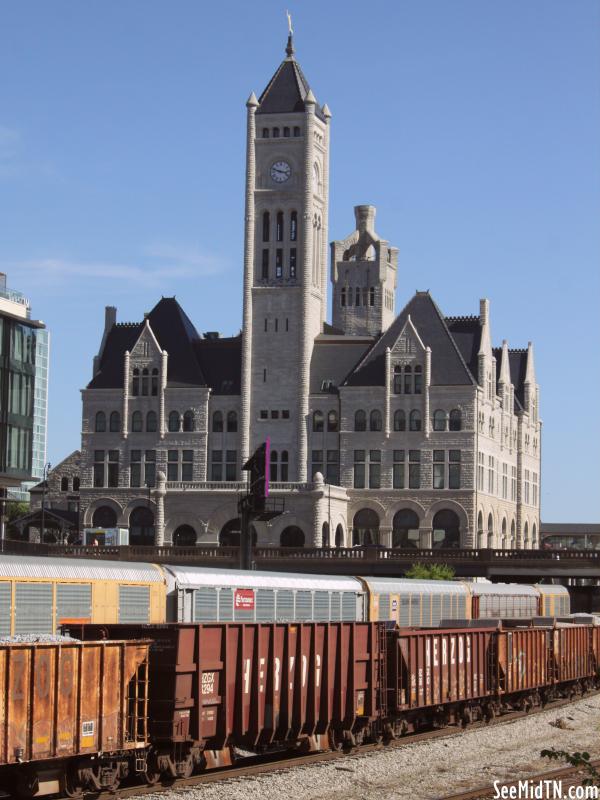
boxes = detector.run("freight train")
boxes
[0,554,569,634]
[1,618,598,796]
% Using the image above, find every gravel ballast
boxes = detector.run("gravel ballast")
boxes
[143,694,600,800]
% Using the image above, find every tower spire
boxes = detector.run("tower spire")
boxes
[285,10,295,58]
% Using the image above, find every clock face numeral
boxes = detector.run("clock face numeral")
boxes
[270,161,291,183]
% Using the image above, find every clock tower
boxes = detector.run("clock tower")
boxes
[240,33,331,480]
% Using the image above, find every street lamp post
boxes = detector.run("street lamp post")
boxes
[40,462,51,545]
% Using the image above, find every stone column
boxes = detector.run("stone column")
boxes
[154,470,166,546]
[384,347,391,438]
[240,93,258,467]
[312,472,325,547]
[159,350,168,439]
[424,347,431,439]
[419,526,433,549]
[122,350,130,439]
[297,92,317,482]
[320,104,332,326]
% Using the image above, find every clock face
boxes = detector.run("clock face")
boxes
[270,161,291,183]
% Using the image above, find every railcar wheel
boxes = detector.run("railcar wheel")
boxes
[144,751,161,785]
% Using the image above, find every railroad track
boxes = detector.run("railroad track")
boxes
[442,759,600,800]
[40,691,598,800]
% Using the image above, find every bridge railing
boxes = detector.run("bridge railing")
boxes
[1,539,599,564]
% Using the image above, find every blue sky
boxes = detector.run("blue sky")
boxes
[2,1,598,522]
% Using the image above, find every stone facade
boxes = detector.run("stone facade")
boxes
[50,35,541,551]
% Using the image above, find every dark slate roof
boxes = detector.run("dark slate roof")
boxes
[257,54,326,121]
[508,349,528,409]
[344,292,476,387]
[310,337,373,394]
[194,336,242,395]
[88,297,207,389]
[445,316,481,381]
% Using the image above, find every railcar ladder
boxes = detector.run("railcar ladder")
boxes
[376,624,388,718]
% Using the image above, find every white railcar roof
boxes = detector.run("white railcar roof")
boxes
[534,584,569,596]
[163,565,363,593]
[0,554,164,583]
[469,582,538,596]
[359,577,470,596]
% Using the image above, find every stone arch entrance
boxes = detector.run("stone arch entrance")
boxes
[280,526,305,547]
[129,506,155,546]
[219,518,257,547]
[322,522,330,547]
[173,524,196,547]
[92,506,117,528]
[487,513,494,548]
[392,509,420,548]
[335,524,344,548]
[352,509,380,546]
[432,509,461,549]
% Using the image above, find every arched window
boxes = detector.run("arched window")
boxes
[95,411,106,432]
[262,211,270,242]
[355,410,366,431]
[341,288,346,307]
[173,525,196,546]
[92,505,117,528]
[501,518,507,549]
[432,509,461,549]
[449,409,462,431]
[61,476,69,492]
[132,368,139,396]
[523,521,529,547]
[370,409,382,431]
[352,508,380,546]
[141,368,149,396]
[212,411,223,433]
[146,410,158,432]
[369,286,375,306]
[273,127,280,137]
[335,524,344,547]
[168,411,180,432]
[151,368,158,396]
[532,522,537,549]
[262,128,269,138]
[290,210,297,241]
[109,411,120,432]
[270,449,278,482]
[226,411,238,432]
[409,409,421,431]
[280,526,305,547]
[414,365,422,394]
[276,211,284,241]
[322,521,330,548]
[355,287,360,306]
[73,476,80,492]
[511,519,516,547]
[313,410,324,432]
[183,410,195,432]
[393,365,402,394]
[129,506,154,546]
[394,409,406,431]
[293,126,300,137]
[433,410,447,431]
[487,513,494,548]
[131,411,142,432]
[283,126,290,137]
[392,509,420,548]
[280,450,289,481]
[327,410,338,432]
[404,365,412,394]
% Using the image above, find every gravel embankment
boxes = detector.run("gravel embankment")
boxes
[144,694,600,800]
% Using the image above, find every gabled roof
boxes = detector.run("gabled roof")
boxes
[194,335,242,395]
[257,41,326,121]
[445,316,481,381]
[310,335,373,394]
[88,297,207,389]
[344,292,476,387]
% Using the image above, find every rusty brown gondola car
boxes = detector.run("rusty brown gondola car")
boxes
[0,638,150,797]
[76,622,383,779]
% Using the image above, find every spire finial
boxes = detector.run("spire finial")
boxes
[285,10,295,58]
